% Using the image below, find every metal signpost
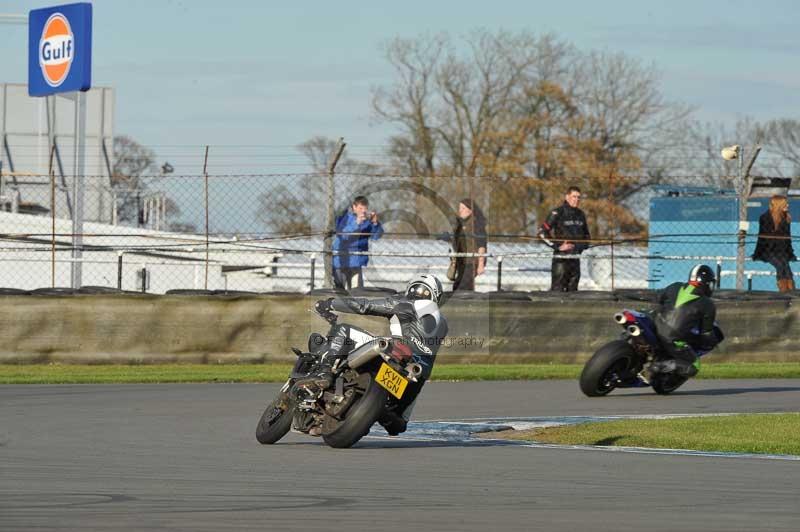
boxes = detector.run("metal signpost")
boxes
[28,2,92,288]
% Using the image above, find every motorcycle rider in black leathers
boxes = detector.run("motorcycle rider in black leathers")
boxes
[294,274,448,435]
[538,186,591,291]
[651,264,722,377]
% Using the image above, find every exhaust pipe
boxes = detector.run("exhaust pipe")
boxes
[346,338,391,370]
[614,313,627,324]
[406,362,423,380]
[626,324,641,337]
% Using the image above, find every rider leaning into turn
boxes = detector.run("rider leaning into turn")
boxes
[651,264,721,377]
[294,274,448,436]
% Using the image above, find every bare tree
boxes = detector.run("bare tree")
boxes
[371,29,691,239]
[761,119,800,175]
[683,118,766,188]
[256,136,383,237]
[112,135,182,228]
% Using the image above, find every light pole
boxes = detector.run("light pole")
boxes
[722,143,762,290]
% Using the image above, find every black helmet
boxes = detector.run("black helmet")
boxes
[688,264,716,295]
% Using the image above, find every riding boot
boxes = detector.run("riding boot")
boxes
[674,359,699,377]
[378,408,408,436]
[650,359,698,377]
[292,324,348,398]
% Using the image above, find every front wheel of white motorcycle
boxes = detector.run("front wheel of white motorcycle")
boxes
[255,390,295,444]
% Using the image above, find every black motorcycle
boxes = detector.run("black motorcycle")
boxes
[579,309,723,397]
[255,305,422,448]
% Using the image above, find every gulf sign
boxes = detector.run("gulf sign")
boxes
[28,3,92,97]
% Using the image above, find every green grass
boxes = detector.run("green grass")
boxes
[489,413,800,456]
[0,362,799,384]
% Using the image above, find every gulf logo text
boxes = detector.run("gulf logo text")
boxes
[39,13,74,87]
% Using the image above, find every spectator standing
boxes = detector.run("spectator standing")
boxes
[538,186,591,291]
[451,199,487,291]
[332,196,383,290]
[752,195,796,292]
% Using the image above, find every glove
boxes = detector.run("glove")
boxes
[315,298,333,314]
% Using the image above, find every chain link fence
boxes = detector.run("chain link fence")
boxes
[0,148,796,294]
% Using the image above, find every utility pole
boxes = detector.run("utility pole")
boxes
[324,138,346,289]
[731,144,762,290]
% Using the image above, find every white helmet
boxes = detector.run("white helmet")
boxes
[405,274,443,304]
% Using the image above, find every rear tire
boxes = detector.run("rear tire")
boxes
[651,373,689,395]
[579,340,637,397]
[322,372,389,449]
[255,391,295,444]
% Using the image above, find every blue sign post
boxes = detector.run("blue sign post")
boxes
[28,2,93,288]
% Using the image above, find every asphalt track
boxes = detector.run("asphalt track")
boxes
[1,380,799,532]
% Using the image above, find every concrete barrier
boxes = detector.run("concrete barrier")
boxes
[0,292,797,363]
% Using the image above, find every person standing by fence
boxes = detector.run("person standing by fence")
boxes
[752,195,796,292]
[332,196,384,290]
[451,199,487,291]
[538,186,591,292]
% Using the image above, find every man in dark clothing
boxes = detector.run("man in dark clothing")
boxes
[452,199,487,291]
[651,264,722,377]
[538,186,591,291]
[293,274,448,435]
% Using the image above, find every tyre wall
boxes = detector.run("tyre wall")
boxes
[1,290,797,363]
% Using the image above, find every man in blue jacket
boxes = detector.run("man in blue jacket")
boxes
[332,196,384,290]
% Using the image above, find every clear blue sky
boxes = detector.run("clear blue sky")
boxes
[3,0,798,151]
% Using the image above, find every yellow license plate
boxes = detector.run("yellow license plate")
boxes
[375,362,408,399]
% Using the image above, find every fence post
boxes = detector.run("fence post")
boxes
[203,145,210,290]
[309,253,316,291]
[324,138,346,288]
[117,251,123,290]
[747,273,752,291]
[735,144,761,290]
[49,144,56,288]
[496,255,503,291]
[610,239,615,292]
[716,260,722,290]
[609,170,616,292]
[140,264,148,293]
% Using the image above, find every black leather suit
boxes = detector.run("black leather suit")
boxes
[538,201,591,291]
[325,296,448,412]
[654,282,719,364]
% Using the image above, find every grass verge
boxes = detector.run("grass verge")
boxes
[484,413,800,456]
[0,362,799,384]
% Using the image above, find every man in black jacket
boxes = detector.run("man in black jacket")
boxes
[538,186,591,291]
[651,264,722,377]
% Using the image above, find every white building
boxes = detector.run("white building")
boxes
[1,82,115,222]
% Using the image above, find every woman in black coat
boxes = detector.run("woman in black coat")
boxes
[752,195,796,292]
[451,199,487,291]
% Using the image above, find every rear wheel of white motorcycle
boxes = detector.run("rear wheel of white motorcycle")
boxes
[651,373,689,395]
[322,369,389,449]
[255,391,295,444]
[579,340,637,397]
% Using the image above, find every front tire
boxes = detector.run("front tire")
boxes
[322,372,389,449]
[256,391,295,444]
[579,340,637,397]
